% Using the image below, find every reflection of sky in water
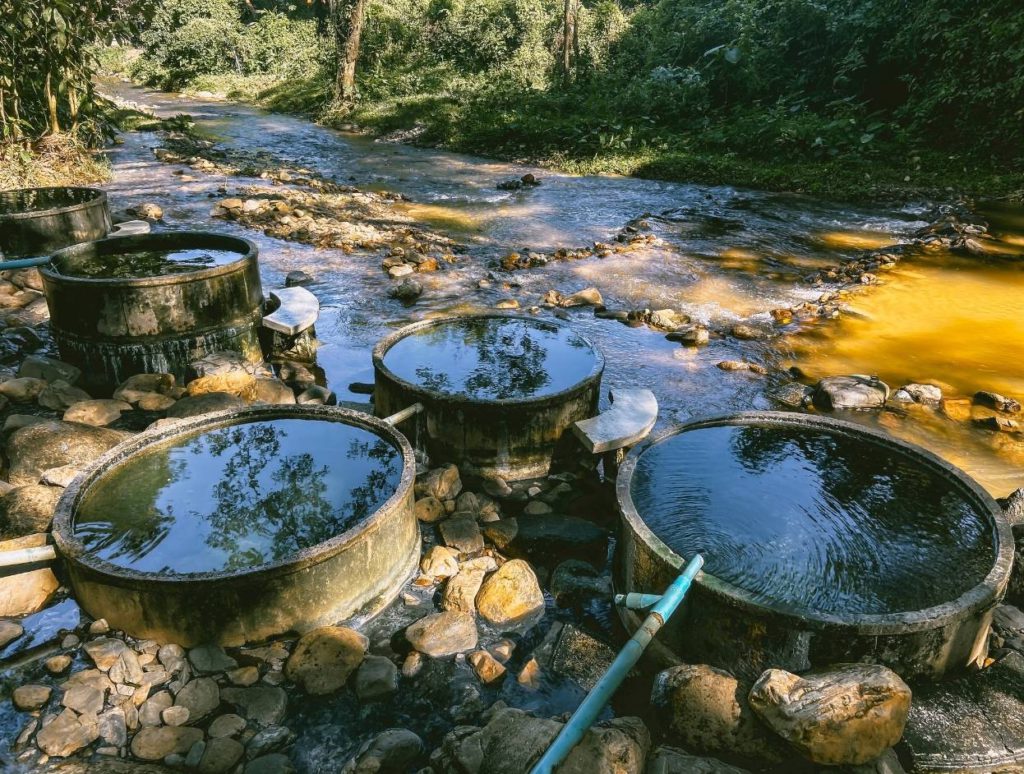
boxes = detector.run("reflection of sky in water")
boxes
[58,248,240,279]
[382,317,598,400]
[75,418,401,574]
[631,424,994,615]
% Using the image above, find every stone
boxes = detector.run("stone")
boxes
[98,708,128,747]
[420,545,460,580]
[941,397,973,421]
[476,559,544,626]
[45,654,72,675]
[284,626,367,695]
[523,500,553,516]
[209,713,247,738]
[6,420,127,486]
[175,677,219,721]
[415,464,462,500]
[137,392,177,411]
[189,643,237,674]
[354,655,399,702]
[468,650,506,684]
[539,623,617,692]
[414,496,446,523]
[2,414,45,433]
[341,728,424,773]
[442,565,488,614]
[561,287,604,307]
[748,664,911,765]
[41,464,83,488]
[652,664,785,762]
[483,515,608,565]
[158,643,187,672]
[63,399,131,426]
[35,708,100,757]
[0,533,59,616]
[0,619,24,648]
[897,383,942,404]
[200,736,245,774]
[440,516,484,554]
[12,683,51,711]
[550,560,610,605]
[166,392,246,418]
[245,753,296,774]
[252,378,296,405]
[62,683,105,715]
[38,380,92,411]
[109,648,145,686]
[220,686,288,726]
[813,375,890,410]
[186,739,208,769]
[0,376,47,402]
[974,390,1022,413]
[390,278,423,302]
[139,691,173,726]
[667,325,709,346]
[19,355,81,385]
[131,725,205,761]
[434,707,649,773]
[247,725,293,758]
[113,373,177,404]
[518,658,541,689]
[228,666,260,686]
[296,385,336,405]
[131,202,164,221]
[999,488,1024,528]
[84,638,129,671]
[406,612,478,657]
[645,746,752,773]
[0,484,61,537]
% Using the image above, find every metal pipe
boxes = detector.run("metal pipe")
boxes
[0,256,51,270]
[383,402,424,426]
[529,554,704,774]
[0,544,58,569]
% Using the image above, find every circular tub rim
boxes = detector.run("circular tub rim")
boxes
[39,231,258,288]
[51,404,417,588]
[615,410,1014,635]
[0,186,108,223]
[371,312,606,408]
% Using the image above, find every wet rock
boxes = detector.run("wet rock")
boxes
[45,654,72,675]
[131,725,205,761]
[748,664,911,765]
[550,560,610,605]
[0,533,59,615]
[768,382,813,408]
[415,464,462,500]
[130,202,164,221]
[414,495,446,523]
[221,685,288,727]
[113,373,177,404]
[667,325,709,347]
[0,484,61,537]
[247,725,293,758]
[200,736,245,773]
[420,545,460,580]
[652,664,785,762]
[13,683,51,711]
[648,309,688,331]
[166,392,246,418]
[62,683,105,715]
[975,415,1022,434]
[19,355,81,385]
[41,464,83,488]
[561,287,604,307]
[108,647,145,686]
[645,746,752,773]
[434,707,649,773]
[98,708,127,747]
[175,677,220,721]
[974,390,1021,413]
[162,705,190,726]
[285,626,368,695]
[390,278,423,302]
[296,385,336,405]
[285,271,314,287]
[209,713,247,739]
[475,559,544,626]
[140,691,173,725]
[0,619,24,648]
[6,420,128,486]
[252,378,296,405]
[354,655,399,702]
[482,515,608,565]
[187,371,257,401]
[137,393,178,411]
[406,612,478,657]
[84,637,132,671]
[536,623,618,691]
[245,753,296,773]
[0,376,47,402]
[341,728,424,773]
[895,383,942,404]
[730,323,768,340]
[999,488,1024,528]
[468,650,506,684]
[813,375,889,410]
[227,666,259,686]
[36,708,101,757]
[442,564,487,614]
[189,644,238,674]
[158,643,187,673]
[38,380,92,411]
[440,516,484,554]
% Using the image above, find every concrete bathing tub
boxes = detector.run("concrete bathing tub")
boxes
[51,405,419,646]
[41,231,264,393]
[372,313,605,480]
[0,187,111,259]
[615,412,1014,681]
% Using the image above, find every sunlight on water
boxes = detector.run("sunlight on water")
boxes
[816,229,901,250]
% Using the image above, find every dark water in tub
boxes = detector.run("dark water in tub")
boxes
[629,423,995,615]
[56,248,241,278]
[74,417,402,574]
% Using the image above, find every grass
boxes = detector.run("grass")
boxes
[0,136,111,191]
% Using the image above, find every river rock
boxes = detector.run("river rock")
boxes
[748,664,911,765]
[62,683,105,715]
[406,611,478,657]
[131,725,205,760]
[550,560,610,605]
[0,484,61,537]
[420,545,460,580]
[667,325,709,346]
[730,323,768,340]
[209,714,247,739]
[561,287,603,307]
[6,420,128,486]
[813,375,890,410]
[895,383,942,404]
[284,626,367,695]
[13,683,51,711]
[36,708,101,757]
[84,637,130,671]
[113,373,177,404]
[41,464,83,487]
[974,390,1022,413]
[38,380,92,411]
[246,753,296,774]
[645,746,752,773]
[414,495,446,523]
[416,464,462,500]
[98,707,128,747]
[252,378,296,405]
[0,376,47,402]
[482,515,608,564]
[63,399,132,426]
[468,650,506,684]
[19,355,81,385]
[354,655,399,702]
[166,392,246,418]
[390,278,423,302]
[175,677,220,721]
[0,533,59,615]
[0,619,23,648]
[199,736,245,774]
[342,727,424,773]
[652,664,785,762]
[476,559,544,625]
[189,643,237,674]
[130,202,164,221]
[434,707,649,773]
[247,726,293,758]
[440,516,484,554]
[221,686,287,726]
[442,565,487,614]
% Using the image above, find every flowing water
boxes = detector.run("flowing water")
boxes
[75,417,402,574]
[56,247,242,279]
[630,422,995,615]
[381,316,599,400]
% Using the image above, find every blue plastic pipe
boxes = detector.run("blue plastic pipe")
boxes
[0,256,51,270]
[529,554,705,774]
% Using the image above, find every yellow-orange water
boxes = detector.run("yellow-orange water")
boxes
[785,248,1024,495]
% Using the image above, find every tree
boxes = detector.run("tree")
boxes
[326,0,367,105]
[556,0,581,87]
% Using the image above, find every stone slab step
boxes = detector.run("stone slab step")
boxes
[262,287,319,336]
[572,388,658,454]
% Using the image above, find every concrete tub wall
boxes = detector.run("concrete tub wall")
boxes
[0,187,111,259]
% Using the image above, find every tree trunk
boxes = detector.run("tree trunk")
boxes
[559,0,579,88]
[331,0,367,105]
[44,72,60,135]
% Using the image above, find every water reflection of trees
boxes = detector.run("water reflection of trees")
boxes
[77,421,401,573]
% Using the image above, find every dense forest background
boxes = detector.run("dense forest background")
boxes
[4,0,1023,197]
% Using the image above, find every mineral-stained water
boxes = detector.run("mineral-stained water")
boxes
[382,317,598,401]
[74,417,402,575]
[57,248,241,279]
[630,423,996,616]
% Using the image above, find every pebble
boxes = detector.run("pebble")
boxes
[44,654,71,675]
[12,684,51,711]
[0,619,23,648]
[162,705,191,726]
[245,753,296,773]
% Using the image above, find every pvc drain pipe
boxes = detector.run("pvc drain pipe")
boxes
[529,554,705,774]
[383,402,424,426]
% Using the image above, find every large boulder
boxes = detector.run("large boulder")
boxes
[0,484,62,538]
[747,664,911,765]
[475,559,544,626]
[813,375,889,410]
[284,626,368,695]
[6,420,128,486]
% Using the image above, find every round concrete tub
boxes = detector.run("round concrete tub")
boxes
[372,313,604,480]
[52,405,419,646]
[41,231,265,394]
[615,412,1014,681]
[0,187,111,259]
